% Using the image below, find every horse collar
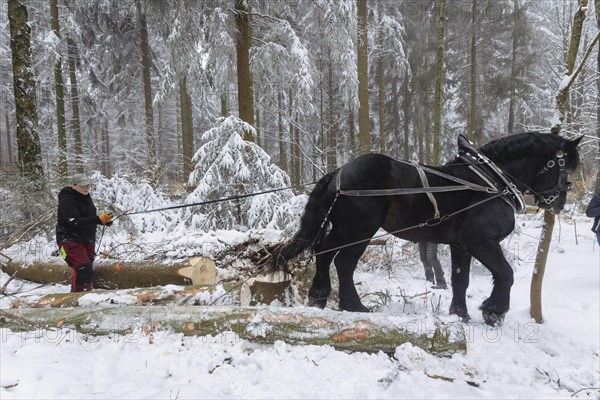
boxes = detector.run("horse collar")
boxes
[458,135,526,213]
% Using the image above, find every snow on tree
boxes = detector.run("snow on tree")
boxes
[91,172,178,234]
[186,116,298,232]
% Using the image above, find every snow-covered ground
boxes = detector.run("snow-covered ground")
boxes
[1,212,598,399]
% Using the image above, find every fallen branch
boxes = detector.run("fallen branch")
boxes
[0,271,18,296]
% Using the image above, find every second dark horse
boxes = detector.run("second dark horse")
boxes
[272,132,582,325]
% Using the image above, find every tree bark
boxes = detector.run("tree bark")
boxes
[136,0,157,171]
[5,109,14,168]
[507,0,520,134]
[235,0,255,140]
[432,0,446,164]
[377,42,386,155]
[101,118,111,178]
[65,36,83,173]
[50,0,68,180]
[8,0,44,182]
[277,91,287,172]
[402,72,411,160]
[596,0,600,192]
[327,50,337,172]
[291,108,301,187]
[468,0,478,144]
[180,76,194,180]
[357,0,370,155]
[0,306,467,355]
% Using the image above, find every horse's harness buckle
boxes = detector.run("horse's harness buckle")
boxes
[425,215,450,226]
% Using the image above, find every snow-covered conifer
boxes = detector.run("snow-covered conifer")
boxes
[186,116,298,231]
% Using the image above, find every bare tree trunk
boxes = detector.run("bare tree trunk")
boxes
[402,72,411,160]
[0,110,3,168]
[327,52,337,172]
[377,47,386,155]
[50,0,68,180]
[136,0,157,172]
[595,0,600,192]
[101,118,111,178]
[348,107,356,160]
[256,105,261,149]
[531,0,590,324]
[180,76,194,181]
[66,36,83,173]
[357,0,370,155]
[220,89,229,117]
[507,0,520,134]
[8,0,44,182]
[422,86,430,163]
[292,113,301,186]
[277,91,287,172]
[390,79,400,159]
[433,0,446,164]
[159,104,165,169]
[468,0,479,144]
[235,0,255,140]
[176,93,182,181]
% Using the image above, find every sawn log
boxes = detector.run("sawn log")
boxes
[1,257,216,289]
[0,305,467,355]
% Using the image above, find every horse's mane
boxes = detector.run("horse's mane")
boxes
[479,132,565,163]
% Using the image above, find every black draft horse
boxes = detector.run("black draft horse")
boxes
[272,132,582,325]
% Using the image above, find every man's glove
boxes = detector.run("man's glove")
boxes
[99,212,113,225]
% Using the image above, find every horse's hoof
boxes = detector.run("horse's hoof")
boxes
[449,304,470,322]
[340,303,371,313]
[482,310,506,326]
[432,283,448,290]
[307,296,327,309]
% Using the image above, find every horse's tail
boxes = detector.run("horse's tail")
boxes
[271,172,336,272]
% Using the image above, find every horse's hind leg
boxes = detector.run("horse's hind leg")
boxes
[449,245,472,321]
[468,241,514,326]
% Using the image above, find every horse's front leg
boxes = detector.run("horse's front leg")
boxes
[307,245,336,309]
[449,245,472,322]
[334,244,370,313]
[469,242,514,326]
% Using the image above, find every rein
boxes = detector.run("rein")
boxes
[120,182,317,217]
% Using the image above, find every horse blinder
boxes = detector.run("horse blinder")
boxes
[534,151,572,210]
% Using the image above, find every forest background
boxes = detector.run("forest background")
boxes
[0,0,599,245]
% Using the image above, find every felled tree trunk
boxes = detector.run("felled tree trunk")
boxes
[9,285,231,309]
[0,306,467,355]
[1,257,216,289]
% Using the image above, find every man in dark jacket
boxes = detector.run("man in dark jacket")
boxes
[56,174,113,292]
[586,192,600,245]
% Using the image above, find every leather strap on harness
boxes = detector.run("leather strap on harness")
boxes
[457,135,525,213]
[411,160,440,219]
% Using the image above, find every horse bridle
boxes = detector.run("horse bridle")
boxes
[534,150,572,205]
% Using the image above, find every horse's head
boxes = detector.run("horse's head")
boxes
[480,133,583,214]
[530,136,582,213]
